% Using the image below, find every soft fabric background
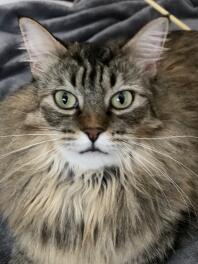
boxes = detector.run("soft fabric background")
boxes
[0,0,198,263]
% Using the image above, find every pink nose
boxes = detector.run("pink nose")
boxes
[84,128,104,142]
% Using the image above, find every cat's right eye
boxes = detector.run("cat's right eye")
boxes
[54,90,78,110]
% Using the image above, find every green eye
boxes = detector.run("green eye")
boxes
[54,90,78,110]
[111,90,134,110]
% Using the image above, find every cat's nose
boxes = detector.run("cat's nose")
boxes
[84,128,104,143]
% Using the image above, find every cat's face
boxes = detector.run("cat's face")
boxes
[19,17,169,173]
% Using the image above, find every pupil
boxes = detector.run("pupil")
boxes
[118,93,125,104]
[62,93,68,104]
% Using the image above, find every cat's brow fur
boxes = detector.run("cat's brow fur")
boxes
[0,21,198,264]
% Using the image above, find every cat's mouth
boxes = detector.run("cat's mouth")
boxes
[80,146,108,155]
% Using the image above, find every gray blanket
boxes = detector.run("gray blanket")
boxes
[0,0,198,263]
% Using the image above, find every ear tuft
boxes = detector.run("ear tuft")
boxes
[19,17,67,77]
[123,18,169,75]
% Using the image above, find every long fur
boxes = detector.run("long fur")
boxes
[0,20,197,264]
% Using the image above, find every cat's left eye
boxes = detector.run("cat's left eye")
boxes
[111,90,134,110]
[54,90,78,110]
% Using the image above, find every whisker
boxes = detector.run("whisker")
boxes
[0,138,62,161]
[119,135,198,140]
[119,139,197,178]
[115,146,146,193]
[31,126,64,133]
[0,148,55,184]
[0,134,61,138]
[133,152,172,210]
[133,141,197,178]
[119,142,194,217]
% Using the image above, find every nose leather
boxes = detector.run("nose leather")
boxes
[84,128,104,142]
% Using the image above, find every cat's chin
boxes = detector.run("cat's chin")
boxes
[60,149,120,172]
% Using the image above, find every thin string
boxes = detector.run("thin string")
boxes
[145,0,191,31]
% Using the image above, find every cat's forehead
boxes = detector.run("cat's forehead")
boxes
[38,42,143,99]
[66,42,117,66]
[45,43,125,93]
[60,43,121,82]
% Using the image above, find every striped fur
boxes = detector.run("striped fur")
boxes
[0,19,197,264]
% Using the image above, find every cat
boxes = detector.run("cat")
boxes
[0,17,197,264]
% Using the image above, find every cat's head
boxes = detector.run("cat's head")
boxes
[18,17,169,173]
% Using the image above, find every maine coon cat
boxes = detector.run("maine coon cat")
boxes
[0,17,197,264]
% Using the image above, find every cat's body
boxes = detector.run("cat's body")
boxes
[0,19,197,264]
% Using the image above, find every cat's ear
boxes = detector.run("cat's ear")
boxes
[19,17,67,77]
[122,18,169,75]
